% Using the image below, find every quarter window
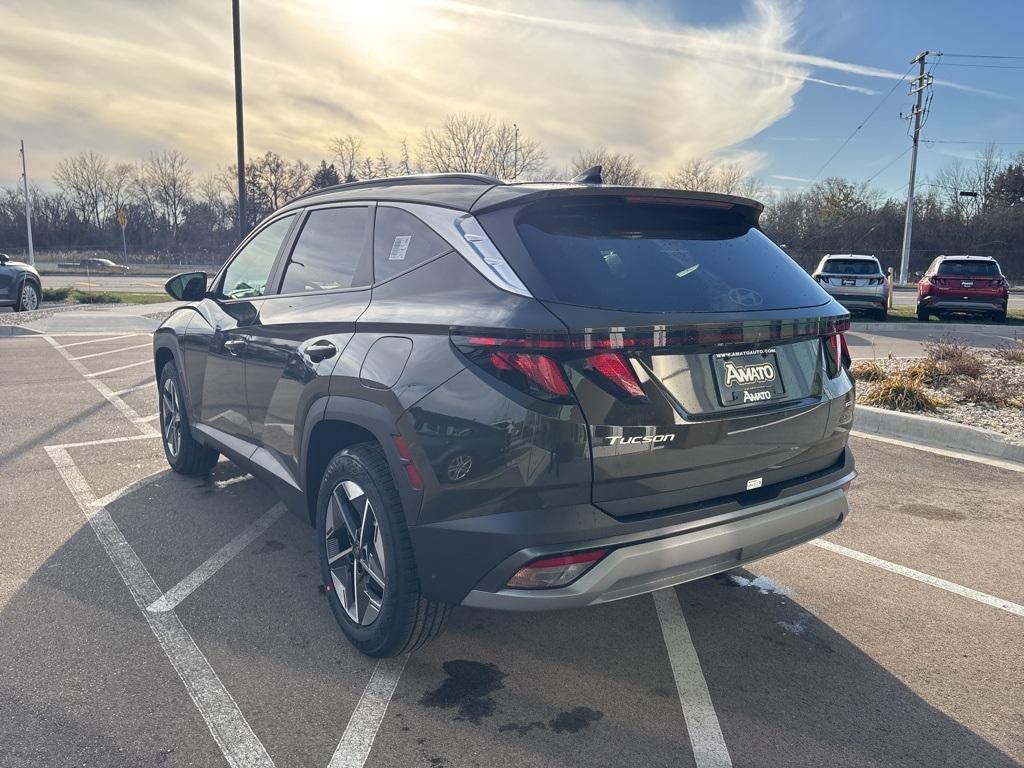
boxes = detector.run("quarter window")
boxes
[373,207,452,282]
[280,207,369,293]
[220,215,295,299]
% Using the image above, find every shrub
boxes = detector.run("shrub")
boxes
[850,360,886,382]
[994,340,1024,364]
[42,286,73,302]
[860,369,944,413]
[957,378,1022,407]
[922,334,985,378]
[75,291,122,304]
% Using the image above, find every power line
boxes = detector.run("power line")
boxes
[939,53,1024,60]
[801,64,914,189]
[863,146,912,186]
[922,139,1024,145]
[940,62,1024,70]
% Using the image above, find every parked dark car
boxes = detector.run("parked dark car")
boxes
[153,172,856,657]
[0,253,42,311]
[917,254,1010,322]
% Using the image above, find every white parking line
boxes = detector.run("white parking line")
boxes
[329,656,409,768]
[55,333,146,348]
[57,433,160,450]
[140,412,161,423]
[84,359,151,377]
[113,380,157,396]
[44,336,158,436]
[89,467,168,509]
[811,539,1024,617]
[46,445,276,768]
[148,504,287,613]
[653,589,733,768]
[850,431,1024,473]
[72,342,152,361]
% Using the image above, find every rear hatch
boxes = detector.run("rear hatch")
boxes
[932,260,1004,293]
[816,258,884,290]
[477,192,852,517]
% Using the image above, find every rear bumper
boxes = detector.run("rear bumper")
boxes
[461,469,853,611]
[919,295,1005,313]
[821,288,887,309]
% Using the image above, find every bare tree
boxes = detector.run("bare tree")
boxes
[570,148,653,186]
[398,137,414,176]
[327,135,363,182]
[360,156,378,180]
[139,150,194,243]
[416,113,546,178]
[54,151,111,229]
[667,158,756,195]
[376,151,393,178]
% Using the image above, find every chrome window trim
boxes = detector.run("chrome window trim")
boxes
[382,202,533,298]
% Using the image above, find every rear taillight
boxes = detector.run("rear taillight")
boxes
[455,335,574,403]
[506,549,608,589]
[581,353,645,399]
[392,435,423,491]
[489,351,571,398]
[826,333,851,376]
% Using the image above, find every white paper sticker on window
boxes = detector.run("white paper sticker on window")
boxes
[389,235,411,261]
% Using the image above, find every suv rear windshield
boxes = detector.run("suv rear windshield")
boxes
[936,259,1000,277]
[488,197,829,313]
[822,259,880,276]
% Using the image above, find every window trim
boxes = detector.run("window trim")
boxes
[266,202,374,299]
[211,212,300,303]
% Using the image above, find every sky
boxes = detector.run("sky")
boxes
[2,0,1023,196]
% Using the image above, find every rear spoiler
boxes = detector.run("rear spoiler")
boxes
[470,184,764,221]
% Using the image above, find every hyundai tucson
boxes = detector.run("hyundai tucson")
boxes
[917,254,1009,323]
[812,253,888,320]
[154,171,856,657]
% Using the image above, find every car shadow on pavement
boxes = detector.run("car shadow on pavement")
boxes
[2,469,1019,767]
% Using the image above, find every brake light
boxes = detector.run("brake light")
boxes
[582,353,645,398]
[506,549,608,589]
[826,333,851,376]
[490,351,570,397]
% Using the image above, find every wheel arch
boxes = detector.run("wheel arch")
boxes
[301,395,422,527]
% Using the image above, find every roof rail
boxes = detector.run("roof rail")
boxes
[288,172,502,205]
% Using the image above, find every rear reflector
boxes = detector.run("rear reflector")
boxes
[392,435,423,491]
[506,549,608,589]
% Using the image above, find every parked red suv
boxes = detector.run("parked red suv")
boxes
[917,255,1010,323]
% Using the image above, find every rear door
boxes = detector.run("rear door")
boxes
[479,194,853,517]
[243,203,373,486]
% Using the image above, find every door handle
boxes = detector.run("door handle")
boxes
[304,339,337,362]
[223,338,246,355]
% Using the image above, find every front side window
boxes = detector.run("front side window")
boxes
[220,215,295,299]
[279,207,369,294]
[373,207,452,282]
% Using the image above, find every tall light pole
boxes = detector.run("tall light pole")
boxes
[232,0,246,239]
[513,123,519,180]
[19,140,35,266]
[898,51,931,284]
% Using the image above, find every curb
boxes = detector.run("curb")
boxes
[0,325,44,337]
[853,405,1024,465]
[850,321,1017,334]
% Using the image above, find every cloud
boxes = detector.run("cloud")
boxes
[771,174,812,182]
[0,0,916,186]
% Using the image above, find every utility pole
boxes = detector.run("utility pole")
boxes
[898,51,932,284]
[19,140,35,266]
[232,0,246,239]
[513,123,519,180]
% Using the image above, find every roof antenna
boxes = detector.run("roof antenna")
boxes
[570,165,603,185]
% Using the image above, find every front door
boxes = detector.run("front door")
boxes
[188,214,298,448]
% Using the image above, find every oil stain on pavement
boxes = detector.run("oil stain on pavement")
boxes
[420,660,506,724]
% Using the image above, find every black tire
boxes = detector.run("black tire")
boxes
[316,442,449,657]
[874,308,888,321]
[158,361,219,475]
[916,306,929,322]
[992,310,1007,324]
[14,280,39,312]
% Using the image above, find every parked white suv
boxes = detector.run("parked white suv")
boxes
[812,254,888,320]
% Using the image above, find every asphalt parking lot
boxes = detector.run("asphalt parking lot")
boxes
[1,333,1021,768]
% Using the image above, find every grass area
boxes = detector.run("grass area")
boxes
[855,305,1024,326]
[42,287,171,305]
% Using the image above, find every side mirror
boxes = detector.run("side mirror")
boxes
[165,271,208,301]
[0,253,10,265]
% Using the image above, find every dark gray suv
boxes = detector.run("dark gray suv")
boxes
[154,172,856,657]
[0,253,42,311]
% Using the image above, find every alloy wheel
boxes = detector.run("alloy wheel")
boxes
[161,377,182,458]
[446,453,473,482]
[325,480,386,625]
[21,284,39,310]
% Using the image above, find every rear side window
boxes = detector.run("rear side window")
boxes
[822,259,880,276]
[373,207,451,282]
[487,197,829,313]
[279,207,369,294]
[936,260,999,277]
